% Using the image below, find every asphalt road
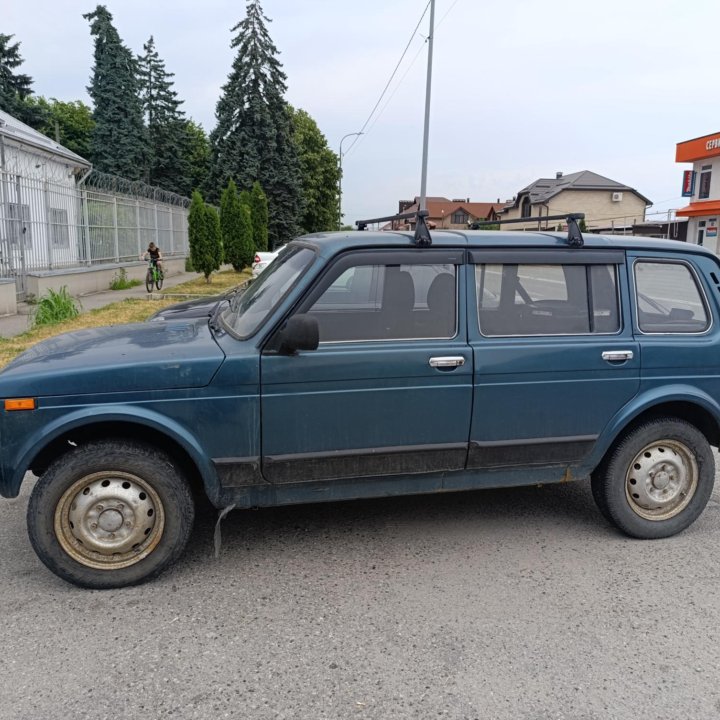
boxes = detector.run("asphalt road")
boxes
[1,467,720,720]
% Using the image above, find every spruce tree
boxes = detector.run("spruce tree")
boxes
[0,33,43,126]
[137,36,190,194]
[250,181,269,252]
[83,6,146,179]
[209,0,302,247]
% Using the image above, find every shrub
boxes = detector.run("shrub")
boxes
[109,267,141,290]
[33,287,80,328]
[185,256,194,272]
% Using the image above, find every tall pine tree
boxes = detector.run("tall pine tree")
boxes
[0,33,43,126]
[209,0,302,248]
[83,5,145,179]
[137,36,190,194]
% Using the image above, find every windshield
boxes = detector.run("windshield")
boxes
[220,245,315,337]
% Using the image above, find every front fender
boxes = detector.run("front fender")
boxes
[584,384,720,471]
[5,404,220,502]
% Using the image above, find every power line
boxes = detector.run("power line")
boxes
[342,1,431,157]
[344,0,462,158]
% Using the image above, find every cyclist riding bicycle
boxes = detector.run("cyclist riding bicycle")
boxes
[141,242,163,276]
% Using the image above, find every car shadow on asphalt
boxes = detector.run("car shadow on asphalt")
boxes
[182,479,611,566]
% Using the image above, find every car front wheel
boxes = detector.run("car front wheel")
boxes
[27,439,195,589]
[591,417,714,539]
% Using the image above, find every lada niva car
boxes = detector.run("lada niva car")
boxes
[1,225,717,587]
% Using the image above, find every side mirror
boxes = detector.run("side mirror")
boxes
[278,314,319,355]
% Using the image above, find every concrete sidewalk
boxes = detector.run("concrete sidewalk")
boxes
[0,270,203,339]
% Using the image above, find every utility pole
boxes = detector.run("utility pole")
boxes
[418,0,436,213]
[338,132,363,229]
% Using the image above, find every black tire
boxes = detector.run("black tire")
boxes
[156,272,163,291]
[591,417,714,539]
[145,269,154,293]
[27,439,195,589]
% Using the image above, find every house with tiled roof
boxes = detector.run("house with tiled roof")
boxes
[392,196,503,230]
[499,170,651,231]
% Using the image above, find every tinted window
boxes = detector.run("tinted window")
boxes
[635,261,709,333]
[308,263,457,342]
[476,263,619,336]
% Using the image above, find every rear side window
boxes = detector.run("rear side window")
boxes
[634,261,710,333]
[476,263,620,336]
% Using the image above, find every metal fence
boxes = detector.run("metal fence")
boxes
[0,168,189,298]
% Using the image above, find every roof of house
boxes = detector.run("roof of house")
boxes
[506,170,652,208]
[0,108,91,168]
[403,198,502,221]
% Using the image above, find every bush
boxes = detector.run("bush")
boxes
[109,268,141,290]
[185,256,194,272]
[33,287,80,328]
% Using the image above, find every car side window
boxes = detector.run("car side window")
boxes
[634,261,710,333]
[307,262,457,342]
[476,263,620,336]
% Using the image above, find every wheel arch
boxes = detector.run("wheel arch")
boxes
[16,410,221,506]
[591,388,720,473]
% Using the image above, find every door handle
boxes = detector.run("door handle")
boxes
[602,350,634,362]
[429,356,466,368]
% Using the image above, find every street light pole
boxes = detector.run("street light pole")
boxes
[418,0,436,214]
[338,132,363,229]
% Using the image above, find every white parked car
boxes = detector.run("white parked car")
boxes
[252,250,280,278]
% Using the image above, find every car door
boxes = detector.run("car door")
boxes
[468,248,640,469]
[260,248,473,484]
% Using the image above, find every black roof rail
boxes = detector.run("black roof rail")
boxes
[471,212,585,247]
[356,209,433,247]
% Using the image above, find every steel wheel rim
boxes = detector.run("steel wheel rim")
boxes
[54,471,165,570]
[625,439,698,521]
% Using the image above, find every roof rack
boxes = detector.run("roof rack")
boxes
[356,209,433,246]
[471,212,585,247]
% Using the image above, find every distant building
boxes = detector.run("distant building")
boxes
[675,131,720,252]
[0,107,91,274]
[499,170,651,231]
[393,196,503,230]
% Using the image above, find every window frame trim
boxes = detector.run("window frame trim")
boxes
[473,259,624,339]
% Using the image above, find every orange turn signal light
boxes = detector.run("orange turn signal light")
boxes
[4,398,36,411]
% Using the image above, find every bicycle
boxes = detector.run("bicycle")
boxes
[145,259,164,292]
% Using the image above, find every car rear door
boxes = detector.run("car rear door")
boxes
[468,248,640,470]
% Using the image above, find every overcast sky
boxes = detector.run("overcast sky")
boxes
[6,0,720,226]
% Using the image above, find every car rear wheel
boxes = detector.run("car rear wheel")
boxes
[591,417,714,539]
[27,439,194,589]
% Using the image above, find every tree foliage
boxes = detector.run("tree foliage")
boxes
[0,33,43,126]
[250,181,269,252]
[189,190,220,282]
[184,119,211,194]
[220,179,253,271]
[204,204,223,282]
[209,0,302,247]
[24,97,95,159]
[289,106,340,234]
[137,36,190,194]
[83,5,146,178]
